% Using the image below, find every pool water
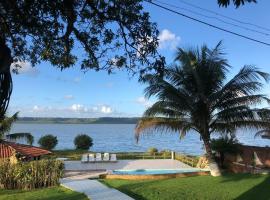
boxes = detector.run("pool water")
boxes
[112,168,208,175]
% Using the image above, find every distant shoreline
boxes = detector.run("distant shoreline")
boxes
[17,117,140,124]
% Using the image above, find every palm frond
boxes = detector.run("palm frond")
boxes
[0,112,18,138]
[254,130,270,138]
[135,117,191,142]
[6,132,34,145]
[144,101,189,118]
[137,42,270,157]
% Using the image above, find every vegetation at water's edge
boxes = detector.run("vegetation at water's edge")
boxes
[17,117,140,124]
[0,186,88,200]
[101,174,270,200]
[38,134,58,150]
[74,134,93,150]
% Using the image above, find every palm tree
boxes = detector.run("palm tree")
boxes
[0,112,33,145]
[135,42,270,176]
[218,0,256,8]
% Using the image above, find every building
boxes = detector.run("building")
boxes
[0,141,51,162]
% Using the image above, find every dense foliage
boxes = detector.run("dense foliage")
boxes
[211,136,240,167]
[147,147,158,155]
[0,160,64,190]
[74,134,93,150]
[218,0,257,7]
[38,134,58,150]
[136,42,270,176]
[0,0,162,118]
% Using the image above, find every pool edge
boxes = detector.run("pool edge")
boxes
[100,171,210,180]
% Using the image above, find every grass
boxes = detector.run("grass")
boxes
[47,149,89,160]
[0,186,88,200]
[101,174,270,200]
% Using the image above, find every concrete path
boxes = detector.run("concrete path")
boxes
[61,179,134,200]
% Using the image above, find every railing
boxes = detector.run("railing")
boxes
[174,153,199,167]
[116,152,171,160]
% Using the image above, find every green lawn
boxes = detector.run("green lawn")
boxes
[48,149,89,160]
[0,186,88,200]
[101,174,270,200]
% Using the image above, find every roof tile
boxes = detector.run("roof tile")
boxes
[0,141,51,158]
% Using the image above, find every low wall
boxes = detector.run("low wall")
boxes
[225,145,270,173]
[225,145,270,167]
[101,171,210,180]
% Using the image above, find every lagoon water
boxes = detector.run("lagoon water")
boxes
[10,123,270,155]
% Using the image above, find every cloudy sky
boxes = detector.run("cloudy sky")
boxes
[8,0,270,118]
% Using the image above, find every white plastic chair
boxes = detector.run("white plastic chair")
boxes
[81,154,88,163]
[103,153,110,161]
[95,153,102,162]
[110,154,117,162]
[88,154,95,162]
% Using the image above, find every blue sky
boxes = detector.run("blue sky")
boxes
[8,0,270,118]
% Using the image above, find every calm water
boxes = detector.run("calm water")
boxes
[10,123,270,156]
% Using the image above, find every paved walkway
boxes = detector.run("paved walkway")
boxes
[61,179,134,200]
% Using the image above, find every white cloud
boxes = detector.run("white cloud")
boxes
[8,103,133,118]
[158,29,180,50]
[64,95,74,100]
[19,104,115,117]
[136,96,153,107]
[101,106,112,114]
[70,104,85,112]
[11,61,39,76]
[33,105,40,111]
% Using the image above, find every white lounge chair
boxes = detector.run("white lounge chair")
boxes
[103,153,110,161]
[81,154,88,163]
[88,154,95,162]
[95,153,102,162]
[110,154,117,162]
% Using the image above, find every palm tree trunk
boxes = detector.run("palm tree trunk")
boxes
[202,136,222,176]
[0,38,13,119]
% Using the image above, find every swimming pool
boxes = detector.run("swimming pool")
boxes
[112,168,208,175]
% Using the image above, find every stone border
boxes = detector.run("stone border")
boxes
[100,171,210,180]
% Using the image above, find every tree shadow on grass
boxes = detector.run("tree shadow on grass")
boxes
[220,173,270,200]
[235,176,270,200]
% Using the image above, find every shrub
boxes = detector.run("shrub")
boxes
[38,134,58,150]
[160,149,171,156]
[147,147,158,155]
[211,136,240,168]
[74,134,93,150]
[0,159,64,190]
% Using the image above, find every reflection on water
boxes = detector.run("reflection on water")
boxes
[10,123,270,155]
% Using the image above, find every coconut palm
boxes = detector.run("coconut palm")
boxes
[0,112,33,145]
[135,42,270,176]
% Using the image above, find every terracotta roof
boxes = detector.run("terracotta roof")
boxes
[0,142,14,158]
[0,141,51,159]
